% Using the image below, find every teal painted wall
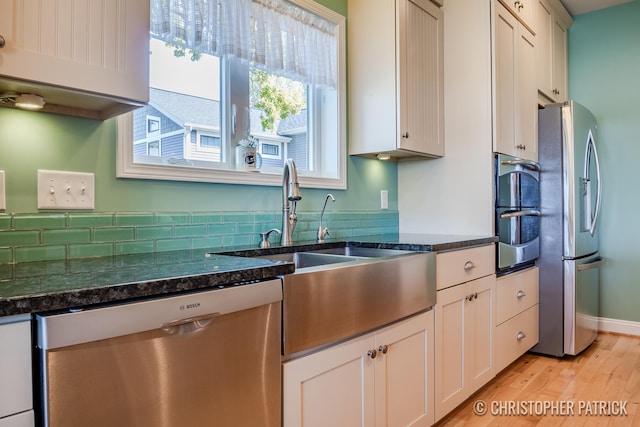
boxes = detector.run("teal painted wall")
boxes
[568,0,640,322]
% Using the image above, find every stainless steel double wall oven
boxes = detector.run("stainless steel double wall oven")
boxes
[494,153,541,274]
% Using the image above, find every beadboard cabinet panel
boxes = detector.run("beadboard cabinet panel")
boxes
[0,0,149,119]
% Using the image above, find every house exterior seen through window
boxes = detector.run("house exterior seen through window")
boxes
[117,0,346,189]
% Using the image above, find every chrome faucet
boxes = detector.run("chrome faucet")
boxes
[281,159,301,246]
[317,194,335,243]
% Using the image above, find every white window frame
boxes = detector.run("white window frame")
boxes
[117,0,346,190]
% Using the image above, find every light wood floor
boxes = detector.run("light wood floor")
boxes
[437,333,640,426]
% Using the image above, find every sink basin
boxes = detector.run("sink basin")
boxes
[304,246,413,258]
[256,247,412,270]
[256,251,364,269]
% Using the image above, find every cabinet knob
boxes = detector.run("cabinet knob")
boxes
[516,290,526,299]
[0,35,5,48]
[553,88,560,95]
[401,132,409,139]
[516,331,526,341]
[516,144,526,150]
[367,349,377,359]
[463,261,476,271]
[378,344,388,354]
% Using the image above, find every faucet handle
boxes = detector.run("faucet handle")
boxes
[259,228,281,248]
[317,226,330,243]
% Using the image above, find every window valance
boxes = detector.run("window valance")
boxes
[150,0,337,88]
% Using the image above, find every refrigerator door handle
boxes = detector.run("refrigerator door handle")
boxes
[577,257,603,271]
[584,130,602,237]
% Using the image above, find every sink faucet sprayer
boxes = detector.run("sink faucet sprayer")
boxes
[282,159,301,246]
[317,194,335,242]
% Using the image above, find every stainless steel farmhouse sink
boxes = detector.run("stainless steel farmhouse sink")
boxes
[251,246,436,356]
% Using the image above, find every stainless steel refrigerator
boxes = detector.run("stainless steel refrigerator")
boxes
[534,101,603,357]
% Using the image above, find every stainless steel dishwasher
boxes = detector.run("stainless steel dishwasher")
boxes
[35,279,282,427]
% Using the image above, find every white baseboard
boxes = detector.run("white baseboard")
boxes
[598,317,640,336]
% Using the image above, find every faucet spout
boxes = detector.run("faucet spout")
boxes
[317,193,335,243]
[282,159,301,246]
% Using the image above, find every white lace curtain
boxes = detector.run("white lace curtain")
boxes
[150,0,337,88]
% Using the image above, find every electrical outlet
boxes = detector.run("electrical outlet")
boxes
[381,190,389,210]
[0,171,5,211]
[37,170,95,210]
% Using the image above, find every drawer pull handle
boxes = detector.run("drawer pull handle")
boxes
[516,331,526,341]
[464,261,476,271]
[516,290,526,299]
[465,292,478,301]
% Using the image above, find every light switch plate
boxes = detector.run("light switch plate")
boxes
[380,190,389,210]
[37,170,95,210]
[0,171,5,211]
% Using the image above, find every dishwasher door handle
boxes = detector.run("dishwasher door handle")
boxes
[161,312,220,335]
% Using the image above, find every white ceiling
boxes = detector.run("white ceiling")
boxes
[560,0,634,15]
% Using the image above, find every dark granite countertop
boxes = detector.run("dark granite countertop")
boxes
[0,233,496,317]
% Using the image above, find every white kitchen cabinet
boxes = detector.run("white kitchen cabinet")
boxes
[0,0,149,119]
[494,267,540,373]
[283,311,435,427]
[534,0,573,104]
[434,245,496,421]
[0,315,34,427]
[499,0,535,31]
[435,274,495,421]
[349,0,444,159]
[494,0,538,162]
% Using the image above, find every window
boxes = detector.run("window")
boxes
[261,143,280,157]
[117,0,346,189]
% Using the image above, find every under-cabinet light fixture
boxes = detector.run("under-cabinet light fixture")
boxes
[376,153,391,161]
[0,93,46,110]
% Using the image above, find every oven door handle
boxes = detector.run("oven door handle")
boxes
[500,209,541,219]
[500,159,541,171]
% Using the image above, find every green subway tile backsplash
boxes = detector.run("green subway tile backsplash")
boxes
[0,230,40,246]
[0,215,11,230]
[14,213,66,229]
[94,227,135,242]
[155,213,191,224]
[136,226,174,240]
[43,229,91,245]
[68,213,114,228]
[0,210,399,265]
[16,245,66,263]
[115,213,155,226]
[69,243,114,259]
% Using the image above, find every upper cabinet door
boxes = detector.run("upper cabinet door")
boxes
[0,0,149,119]
[534,0,572,103]
[494,1,537,161]
[500,0,534,30]
[398,0,444,157]
[348,0,444,159]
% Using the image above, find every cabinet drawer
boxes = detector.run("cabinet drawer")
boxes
[496,267,539,325]
[494,304,539,373]
[0,319,32,419]
[436,245,495,290]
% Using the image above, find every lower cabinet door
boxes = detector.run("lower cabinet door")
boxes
[374,311,435,427]
[282,311,435,427]
[435,275,495,421]
[282,333,376,427]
